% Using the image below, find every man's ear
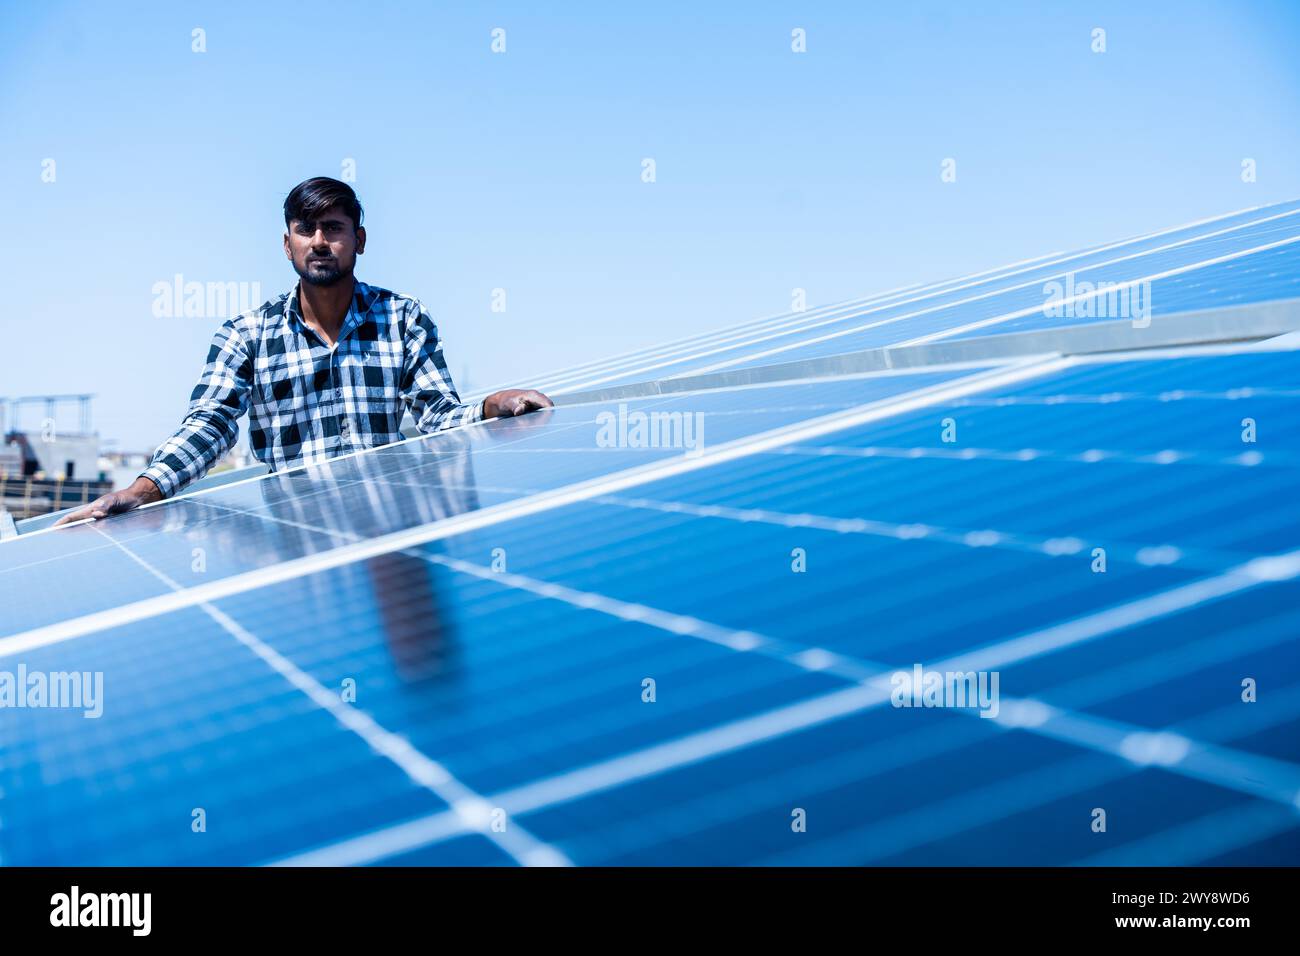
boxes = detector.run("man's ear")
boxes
[283,231,291,259]
[355,225,366,255]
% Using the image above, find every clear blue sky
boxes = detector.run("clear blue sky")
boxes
[2,0,1298,451]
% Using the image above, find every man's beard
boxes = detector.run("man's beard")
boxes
[295,257,348,287]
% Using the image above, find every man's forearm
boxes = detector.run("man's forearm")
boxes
[415,397,484,434]
[140,409,239,498]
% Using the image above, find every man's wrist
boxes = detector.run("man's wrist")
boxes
[129,475,165,504]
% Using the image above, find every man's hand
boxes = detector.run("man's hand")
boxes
[482,388,554,419]
[53,476,165,527]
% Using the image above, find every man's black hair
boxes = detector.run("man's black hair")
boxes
[283,177,364,231]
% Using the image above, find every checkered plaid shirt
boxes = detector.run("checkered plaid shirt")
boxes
[141,280,482,498]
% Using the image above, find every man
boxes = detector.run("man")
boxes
[56,177,552,526]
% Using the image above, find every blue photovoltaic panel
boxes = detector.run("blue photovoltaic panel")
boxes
[519,202,1299,393]
[2,202,1299,868]
[710,238,1300,372]
[0,367,981,638]
[547,202,1300,389]
[474,249,1060,397]
[1,341,1297,865]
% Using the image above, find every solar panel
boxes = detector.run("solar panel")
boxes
[2,204,1298,867]
[473,247,1065,399]
[546,201,1300,391]
[479,202,1295,397]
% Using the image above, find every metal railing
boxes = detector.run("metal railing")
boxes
[0,475,113,520]
[11,463,269,535]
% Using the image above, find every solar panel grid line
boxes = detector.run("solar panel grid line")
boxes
[0,602,467,865]
[265,681,892,866]
[434,354,1299,633]
[182,499,781,661]
[354,476,1249,578]
[551,715,997,864]
[343,540,1300,855]
[896,232,1300,349]
[0,606,1279,868]
[1076,799,1300,866]
[372,732,896,864]
[494,200,1297,396]
[0,356,1071,654]
[412,555,1300,809]
[480,554,1300,790]
[356,340,1300,567]
[1022,711,1300,805]
[569,620,1300,867]
[88,525,574,868]
[944,552,1300,676]
[270,812,467,867]
[1032,614,1297,719]
[269,543,1299,865]
[770,674,1300,867]
[587,494,1245,575]
[948,387,1299,406]
[770,444,1274,470]
[756,720,1280,866]
[284,645,1300,868]
[418,502,1279,658]
[522,621,1294,868]
[667,211,1300,380]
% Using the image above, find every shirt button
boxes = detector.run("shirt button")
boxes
[340,418,350,433]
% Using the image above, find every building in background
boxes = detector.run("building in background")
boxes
[0,394,113,523]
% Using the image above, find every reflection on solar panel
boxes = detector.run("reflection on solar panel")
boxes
[3,202,1299,866]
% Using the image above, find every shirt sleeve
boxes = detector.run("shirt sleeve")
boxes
[139,317,253,498]
[401,302,483,434]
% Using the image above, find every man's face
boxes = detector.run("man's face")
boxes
[284,205,366,287]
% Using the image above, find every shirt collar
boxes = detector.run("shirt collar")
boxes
[284,278,378,342]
